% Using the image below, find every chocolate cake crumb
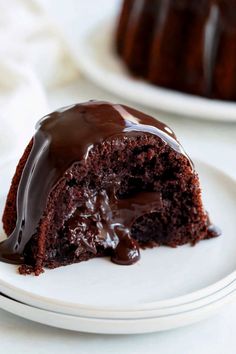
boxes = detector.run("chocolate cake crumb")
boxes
[0,101,219,275]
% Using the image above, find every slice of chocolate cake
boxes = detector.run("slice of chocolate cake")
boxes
[0,101,219,275]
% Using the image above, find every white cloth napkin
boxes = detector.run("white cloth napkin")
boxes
[0,0,78,163]
[0,59,48,164]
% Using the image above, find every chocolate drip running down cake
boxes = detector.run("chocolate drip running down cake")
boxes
[116,0,236,101]
[1,101,219,275]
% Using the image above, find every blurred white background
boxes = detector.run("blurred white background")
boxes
[0,1,236,353]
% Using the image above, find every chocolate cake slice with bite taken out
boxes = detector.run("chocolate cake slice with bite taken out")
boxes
[0,101,220,275]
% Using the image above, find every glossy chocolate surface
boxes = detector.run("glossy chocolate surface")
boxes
[117,0,236,100]
[0,101,191,265]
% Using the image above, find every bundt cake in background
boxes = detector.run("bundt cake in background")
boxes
[0,101,219,275]
[116,0,236,101]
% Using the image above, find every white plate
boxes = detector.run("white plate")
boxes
[76,21,236,122]
[0,291,235,334]
[0,159,236,331]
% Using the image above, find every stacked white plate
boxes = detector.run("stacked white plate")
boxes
[0,159,236,334]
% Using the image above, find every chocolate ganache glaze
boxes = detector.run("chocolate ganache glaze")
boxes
[0,101,193,266]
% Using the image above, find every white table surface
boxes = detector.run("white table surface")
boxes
[1,1,236,353]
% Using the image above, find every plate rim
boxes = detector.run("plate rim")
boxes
[0,292,235,334]
[76,20,236,122]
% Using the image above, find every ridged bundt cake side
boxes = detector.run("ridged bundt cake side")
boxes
[116,0,236,101]
[211,1,236,100]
